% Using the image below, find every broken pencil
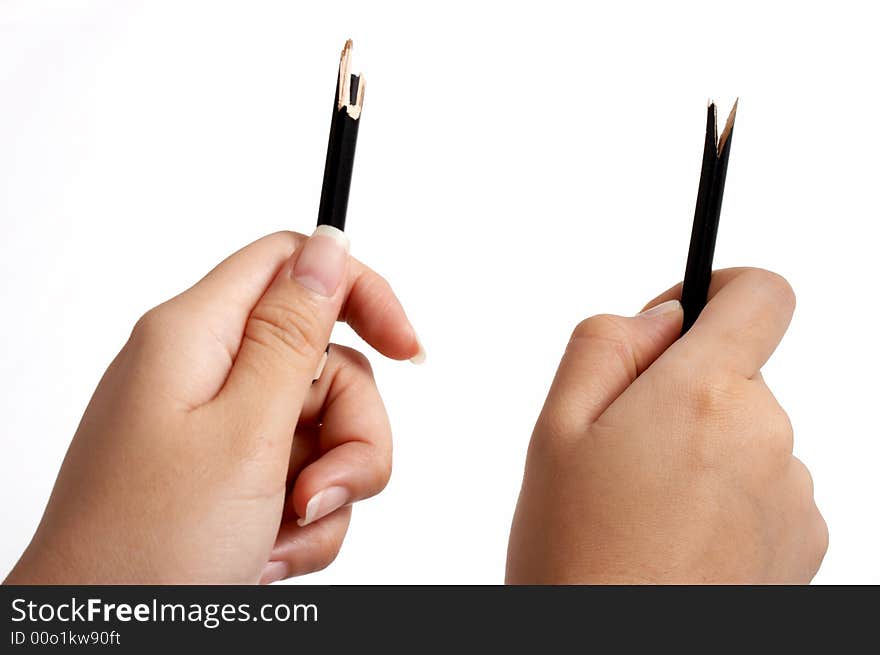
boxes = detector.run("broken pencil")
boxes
[680,99,738,335]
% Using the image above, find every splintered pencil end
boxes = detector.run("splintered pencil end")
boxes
[337,39,365,120]
[717,98,738,155]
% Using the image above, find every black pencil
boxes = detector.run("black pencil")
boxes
[316,39,364,232]
[680,99,737,334]
[312,40,364,383]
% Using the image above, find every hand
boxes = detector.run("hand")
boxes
[507,268,827,584]
[5,228,422,584]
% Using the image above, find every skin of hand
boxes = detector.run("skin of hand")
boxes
[507,268,828,584]
[5,228,423,584]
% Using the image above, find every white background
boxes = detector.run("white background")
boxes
[1,1,878,584]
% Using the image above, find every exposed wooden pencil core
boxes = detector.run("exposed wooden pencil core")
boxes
[717,99,738,155]
[337,39,364,120]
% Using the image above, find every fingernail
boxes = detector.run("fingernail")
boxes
[410,332,426,365]
[291,226,350,297]
[297,486,349,527]
[260,560,289,585]
[636,299,682,318]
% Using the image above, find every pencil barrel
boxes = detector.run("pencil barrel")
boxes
[317,108,360,231]
[680,104,735,335]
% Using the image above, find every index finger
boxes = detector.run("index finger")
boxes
[290,345,393,526]
[180,230,422,363]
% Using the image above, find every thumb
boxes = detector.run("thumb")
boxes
[216,225,349,443]
[540,299,683,435]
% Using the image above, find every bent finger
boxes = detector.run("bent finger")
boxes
[261,506,352,583]
[291,345,392,526]
[540,302,683,436]
[177,230,421,381]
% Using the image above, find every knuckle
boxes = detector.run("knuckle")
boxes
[791,457,816,499]
[570,315,637,379]
[272,229,302,245]
[349,443,392,496]
[358,269,391,298]
[813,512,830,564]
[343,270,391,326]
[532,410,570,449]
[678,376,746,469]
[527,416,579,466]
[688,373,739,422]
[769,406,795,457]
[743,268,797,312]
[374,451,393,492]
[801,490,829,576]
[258,230,302,253]
[130,304,176,348]
[132,306,162,337]
[336,346,374,376]
[310,549,338,574]
[571,314,625,343]
[311,521,347,572]
[245,298,324,362]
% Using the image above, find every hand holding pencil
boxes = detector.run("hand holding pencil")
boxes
[507,267,827,584]
[6,229,422,584]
